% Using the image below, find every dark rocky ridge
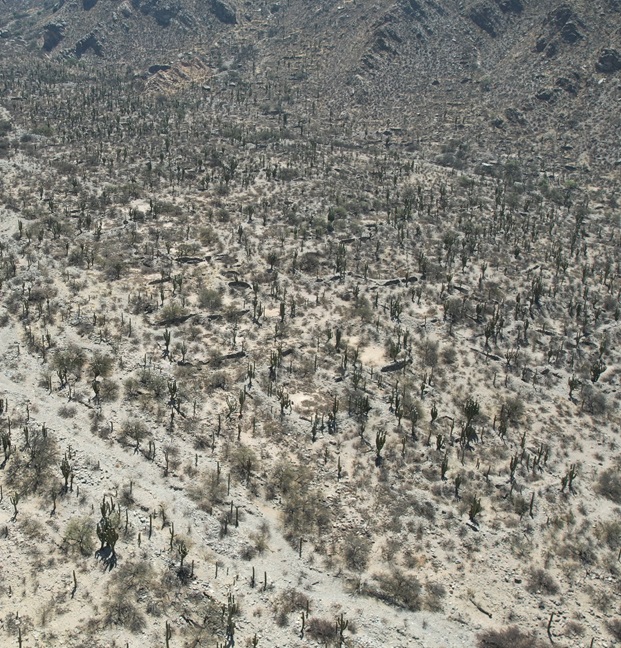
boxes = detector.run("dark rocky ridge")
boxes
[1,0,621,172]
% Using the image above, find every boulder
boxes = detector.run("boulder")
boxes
[596,48,621,73]
[211,0,237,24]
[469,5,500,37]
[42,22,66,51]
[494,0,523,13]
[132,0,181,27]
[560,21,582,44]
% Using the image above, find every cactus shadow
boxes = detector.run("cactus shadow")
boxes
[95,546,118,570]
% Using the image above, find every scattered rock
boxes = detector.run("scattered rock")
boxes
[228,280,251,290]
[535,89,557,103]
[556,76,578,94]
[175,256,204,264]
[596,48,621,73]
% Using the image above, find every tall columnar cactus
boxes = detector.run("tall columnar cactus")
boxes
[60,453,72,492]
[336,613,349,646]
[375,429,387,465]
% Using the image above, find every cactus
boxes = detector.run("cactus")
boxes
[60,453,72,492]
[163,329,171,356]
[375,429,387,465]
[96,496,120,556]
[10,492,19,519]
[336,613,349,646]
[1,430,10,461]
[561,463,578,493]
[469,496,482,524]
[509,454,519,483]
[176,539,188,568]
[441,453,449,480]
[454,474,462,498]
[464,397,480,425]
[165,620,172,648]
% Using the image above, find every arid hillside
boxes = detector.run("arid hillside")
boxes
[0,2,620,648]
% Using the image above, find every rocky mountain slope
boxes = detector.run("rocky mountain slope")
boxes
[1,0,621,171]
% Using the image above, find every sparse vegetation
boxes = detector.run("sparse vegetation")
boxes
[0,1,619,645]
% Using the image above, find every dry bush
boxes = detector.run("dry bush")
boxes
[281,486,332,543]
[306,617,337,645]
[187,469,227,512]
[597,466,621,504]
[596,518,621,550]
[62,516,96,556]
[608,618,621,640]
[119,418,150,447]
[102,590,146,633]
[526,568,559,595]
[5,429,59,494]
[341,531,372,572]
[272,587,310,626]
[477,626,547,648]
[363,568,422,611]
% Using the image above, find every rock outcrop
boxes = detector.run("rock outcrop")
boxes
[42,22,66,51]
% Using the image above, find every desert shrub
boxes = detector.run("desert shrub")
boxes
[51,344,86,381]
[120,419,150,447]
[265,460,311,500]
[63,516,95,556]
[597,466,621,504]
[424,581,447,612]
[580,385,607,415]
[608,618,621,640]
[159,300,188,323]
[58,404,77,418]
[306,617,336,644]
[102,591,146,633]
[199,287,223,310]
[230,445,257,483]
[140,369,168,398]
[98,378,120,402]
[272,587,310,624]
[281,487,331,542]
[5,428,59,493]
[596,518,621,550]
[90,352,114,378]
[526,568,559,595]
[477,626,547,648]
[364,568,422,611]
[187,469,226,512]
[341,531,372,572]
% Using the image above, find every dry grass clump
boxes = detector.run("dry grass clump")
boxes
[477,626,547,648]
